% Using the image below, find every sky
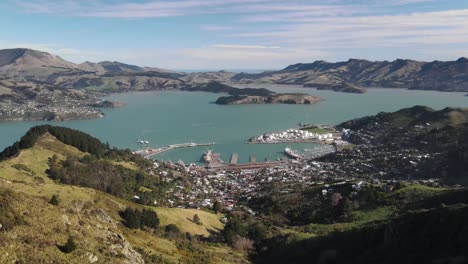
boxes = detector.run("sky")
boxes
[1,0,468,70]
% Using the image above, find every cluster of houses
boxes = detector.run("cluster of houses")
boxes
[0,88,103,121]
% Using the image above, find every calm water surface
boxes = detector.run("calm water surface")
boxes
[0,85,466,163]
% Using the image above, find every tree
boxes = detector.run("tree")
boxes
[119,207,142,229]
[337,197,354,222]
[193,214,202,225]
[164,224,181,239]
[248,222,268,244]
[141,209,160,228]
[49,194,60,206]
[165,224,180,234]
[223,217,248,244]
[213,200,224,213]
[58,236,77,253]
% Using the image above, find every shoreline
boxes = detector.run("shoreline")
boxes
[246,140,323,144]
[1,85,466,123]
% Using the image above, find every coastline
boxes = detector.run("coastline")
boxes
[1,84,466,123]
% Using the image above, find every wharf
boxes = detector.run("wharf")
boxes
[210,161,286,171]
[230,153,239,164]
[135,142,215,158]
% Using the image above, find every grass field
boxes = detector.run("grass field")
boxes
[152,207,224,236]
[390,184,447,199]
[302,206,395,236]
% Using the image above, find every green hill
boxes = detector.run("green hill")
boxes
[0,127,248,264]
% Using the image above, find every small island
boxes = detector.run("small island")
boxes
[181,81,323,105]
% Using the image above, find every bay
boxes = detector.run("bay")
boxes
[0,85,466,164]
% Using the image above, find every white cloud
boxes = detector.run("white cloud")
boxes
[14,0,274,18]
[229,9,468,50]
[210,44,280,49]
[201,25,234,31]
[6,0,468,67]
[11,0,375,18]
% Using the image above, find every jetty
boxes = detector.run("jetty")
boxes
[135,142,215,158]
[230,153,239,165]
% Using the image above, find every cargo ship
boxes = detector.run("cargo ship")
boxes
[284,147,304,160]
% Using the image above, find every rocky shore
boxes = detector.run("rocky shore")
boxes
[91,100,127,108]
[215,93,323,105]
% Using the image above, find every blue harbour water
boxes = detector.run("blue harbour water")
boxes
[0,85,466,164]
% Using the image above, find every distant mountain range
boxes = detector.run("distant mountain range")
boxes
[233,57,468,92]
[1,48,468,93]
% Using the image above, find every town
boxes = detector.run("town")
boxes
[0,85,104,121]
[136,119,448,214]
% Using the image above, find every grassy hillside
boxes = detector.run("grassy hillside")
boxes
[153,207,224,236]
[0,133,247,263]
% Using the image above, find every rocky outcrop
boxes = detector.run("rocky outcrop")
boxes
[107,231,144,264]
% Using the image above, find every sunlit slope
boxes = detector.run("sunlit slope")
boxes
[0,133,246,263]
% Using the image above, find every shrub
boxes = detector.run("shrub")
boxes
[58,236,77,253]
[0,190,24,231]
[248,222,268,243]
[141,209,160,229]
[193,214,202,225]
[49,194,60,206]
[120,207,160,229]
[232,236,254,251]
[119,207,142,229]
[165,224,180,234]
[213,200,224,213]
[164,224,182,239]
[11,164,34,175]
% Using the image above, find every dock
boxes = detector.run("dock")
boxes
[230,153,239,165]
[135,142,215,158]
[211,161,286,171]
